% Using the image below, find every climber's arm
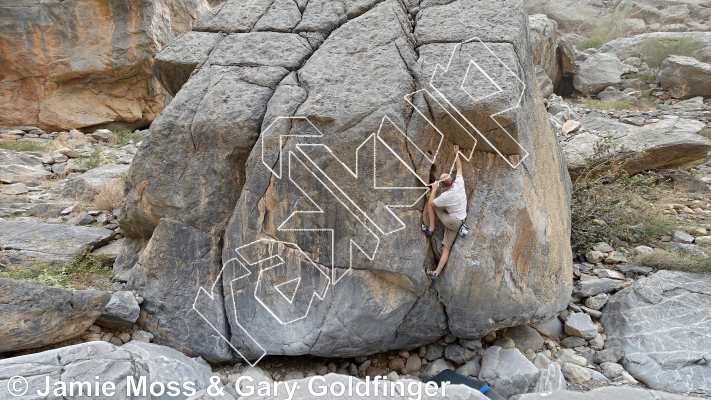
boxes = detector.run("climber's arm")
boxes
[428,181,439,207]
[454,145,462,177]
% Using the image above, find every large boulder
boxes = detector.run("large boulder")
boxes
[0,278,110,353]
[529,14,558,84]
[601,270,711,393]
[525,0,603,33]
[660,55,711,99]
[573,53,624,96]
[0,341,220,400]
[119,0,573,362]
[0,149,51,184]
[0,0,222,131]
[61,163,130,200]
[0,219,115,265]
[563,117,711,176]
[513,386,705,399]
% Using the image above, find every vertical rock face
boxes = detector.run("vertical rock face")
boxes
[120,0,572,362]
[0,0,220,131]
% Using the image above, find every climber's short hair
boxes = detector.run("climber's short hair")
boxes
[440,173,455,187]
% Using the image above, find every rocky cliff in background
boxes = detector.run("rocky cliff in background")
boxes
[117,0,573,362]
[0,0,222,132]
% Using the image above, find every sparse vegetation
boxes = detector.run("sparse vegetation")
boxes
[640,247,711,274]
[577,10,630,50]
[571,136,661,250]
[79,149,101,169]
[641,36,705,70]
[52,130,87,151]
[581,96,631,111]
[699,126,711,140]
[0,249,112,290]
[94,178,125,212]
[0,140,47,152]
[626,72,658,84]
[110,129,143,146]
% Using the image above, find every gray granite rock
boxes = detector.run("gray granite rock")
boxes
[0,219,115,265]
[564,313,598,340]
[153,32,224,96]
[505,325,545,352]
[119,0,573,362]
[531,353,566,392]
[660,55,711,99]
[95,291,140,329]
[574,278,623,297]
[0,341,220,400]
[573,53,624,96]
[479,346,539,398]
[514,386,705,399]
[0,278,110,352]
[0,149,51,184]
[601,270,711,393]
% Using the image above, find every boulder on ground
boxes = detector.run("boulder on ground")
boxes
[0,149,51,184]
[531,353,566,392]
[0,278,110,353]
[512,386,704,399]
[119,0,573,362]
[563,117,711,176]
[61,164,129,200]
[505,325,545,352]
[660,55,711,99]
[0,219,115,265]
[0,341,220,400]
[564,312,598,340]
[573,53,624,96]
[95,291,140,329]
[601,270,711,393]
[529,14,559,85]
[600,32,711,65]
[479,346,539,398]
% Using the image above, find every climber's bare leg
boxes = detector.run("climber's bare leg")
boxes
[433,245,450,276]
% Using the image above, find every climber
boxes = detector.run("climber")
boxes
[421,144,469,281]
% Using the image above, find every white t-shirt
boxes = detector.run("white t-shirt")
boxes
[434,175,467,220]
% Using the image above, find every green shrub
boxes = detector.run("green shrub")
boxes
[578,37,606,50]
[0,249,111,290]
[79,149,101,169]
[641,36,705,70]
[571,136,660,250]
[0,140,47,152]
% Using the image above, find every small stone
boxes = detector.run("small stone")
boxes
[580,306,603,318]
[327,362,337,373]
[101,332,113,342]
[601,362,625,379]
[634,245,654,255]
[561,120,581,134]
[118,332,131,343]
[673,230,695,244]
[386,371,399,380]
[505,325,544,352]
[424,343,444,361]
[284,371,304,380]
[88,325,101,333]
[561,336,587,348]
[690,227,707,236]
[346,363,358,376]
[90,129,112,141]
[482,331,497,344]
[85,333,102,342]
[593,269,626,280]
[398,350,409,359]
[555,348,588,367]
[131,330,154,343]
[109,337,123,346]
[585,293,609,310]
[74,211,94,225]
[444,344,474,364]
[405,354,421,373]
[695,236,711,245]
[620,371,638,385]
[388,357,406,371]
[456,357,480,377]
[561,363,591,383]
[592,242,614,253]
[459,338,482,350]
[565,313,598,340]
[588,334,604,350]
[492,337,516,350]
[594,348,624,364]
[585,250,604,263]
[603,251,627,264]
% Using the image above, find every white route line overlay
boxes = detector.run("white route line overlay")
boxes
[193,36,529,365]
